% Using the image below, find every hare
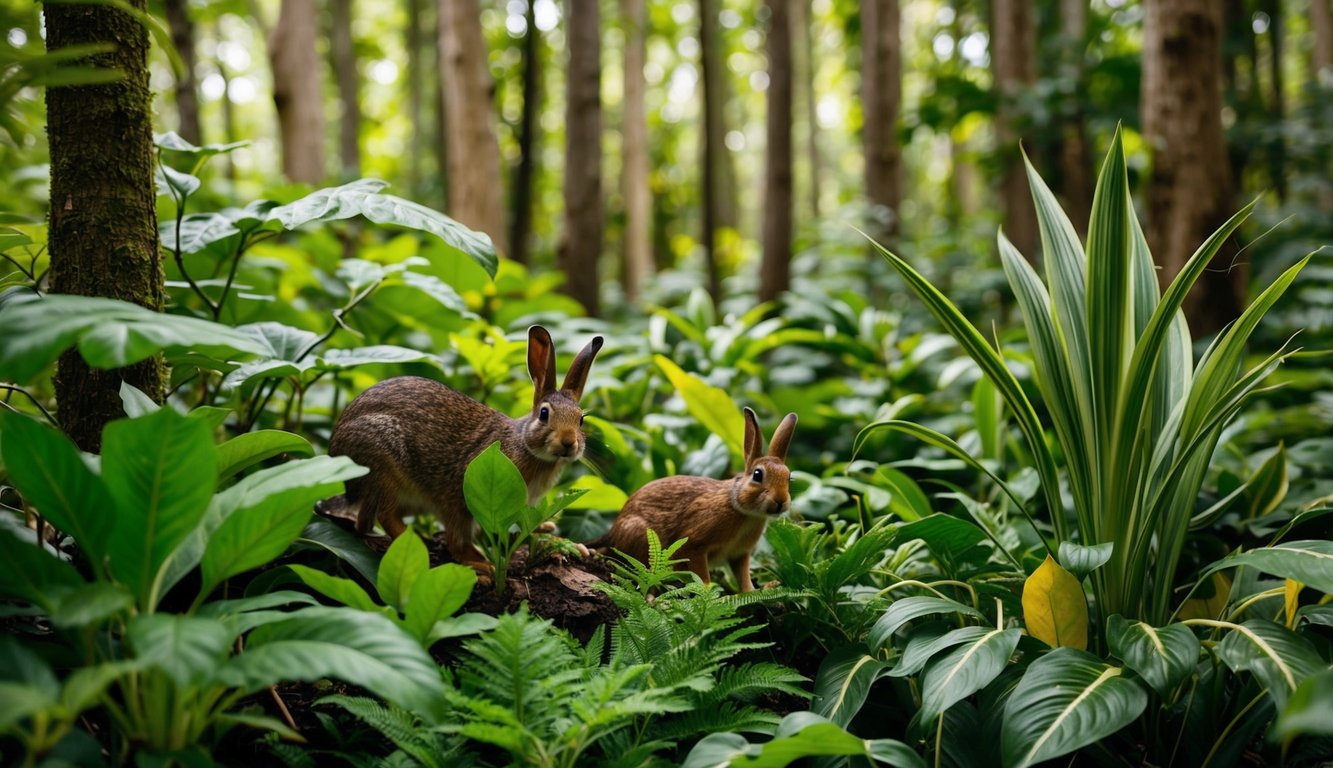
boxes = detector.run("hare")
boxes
[320,326,603,571]
[600,407,797,592]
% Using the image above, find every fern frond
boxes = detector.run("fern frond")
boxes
[317,694,457,768]
[708,662,810,702]
[651,700,783,741]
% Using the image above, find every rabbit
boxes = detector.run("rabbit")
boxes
[597,407,797,592]
[319,325,603,572]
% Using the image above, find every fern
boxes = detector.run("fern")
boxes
[317,694,462,768]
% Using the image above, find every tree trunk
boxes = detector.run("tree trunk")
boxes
[861,0,902,236]
[215,21,238,191]
[621,0,652,301]
[1262,0,1286,201]
[44,0,163,452]
[991,0,1038,260]
[560,0,602,315]
[270,0,326,184]
[1316,0,1333,80]
[439,0,507,254]
[1142,0,1240,334]
[792,0,821,220]
[405,0,425,196]
[330,0,361,179]
[759,0,794,303]
[165,0,201,144]
[698,0,724,304]
[1058,0,1093,232]
[509,0,541,266]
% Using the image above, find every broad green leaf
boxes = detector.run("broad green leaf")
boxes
[1106,616,1199,698]
[0,525,82,610]
[1057,541,1113,582]
[155,131,250,157]
[920,628,1022,725]
[892,514,989,564]
[683,711,925,768]
[297,518,381,584]
[162,211,240,254]
[404,564,477,642]
[119,381,159,417]
[102,408,216,608]
[1274,667,1333,739]
[0,635,59,692]
[237,321,320,361]
[971,376,1004,460]
[875,466,933,521]
[654,354,745,461]
[563,474,629,510]
[888,625,992,678]
[158,164,200,201]
[810,645,889,728]
[287,564,382,613]
[216,430,315,483]
[0,683,54,730]
[1022,555,1088,649]
[1216,619,1325,711]
[0,411,114,569]
[127,614,232,687]
[0,226,34,252]
[378,532,429,609]
[200,456,367,597]
[1203,541,1333,596]
[59,661,138,715]
[428,612,499,643]
[868,596,984,650]
[317,345,440,371]
[1244,444,1288,519]
[47,583,133,629]
[463,442,527,535]
[1001,648,1147,768]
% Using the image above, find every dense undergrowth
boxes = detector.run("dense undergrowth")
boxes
[1,134,1331,767]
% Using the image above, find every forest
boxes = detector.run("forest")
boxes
[0,0,1331,765]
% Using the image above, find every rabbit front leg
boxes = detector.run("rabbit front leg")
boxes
[729,553,755,593]
[440,502,494,575]
[685,550,711,585]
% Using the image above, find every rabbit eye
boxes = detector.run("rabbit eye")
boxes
[579,414,586,426]
[539,406,550,423]
[751,468,764,483]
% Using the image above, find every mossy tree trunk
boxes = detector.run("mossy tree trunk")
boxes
[560,0,603,316]
[759,0,793,304]
[44,0,163,452]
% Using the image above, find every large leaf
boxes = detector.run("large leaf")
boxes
[296,518,381,584]
[654,354,746,461]
[0,412,114,569]
[1215,619,1326,711]
[462,442,527,535]
[810,645,889,728]
[127,614,232,688]
[0,525,82,610]
[868,596,984,650]
[404,564,477,643]
[377,531,429,609]
[1022,555,1088,649]
[1000,648,1147,768]
[1105,615,1199,698]
[888,625,992,678]
[215,430,315,483]
[891,514,989,564]
[199,456,367,597]
[1274,667,1333,740]
[1057,541,1113,582]
[0,294,269,383]
[285,565,383,613]
[920,628,1022,725]
[1203,541,1333,596]
[101,408,217,608]
[682,711,924,768]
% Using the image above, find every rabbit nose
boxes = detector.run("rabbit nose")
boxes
[561,437,577,450]
[771,499,787,515]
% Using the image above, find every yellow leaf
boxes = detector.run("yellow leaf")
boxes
[1178,572,1232,621]
[1286,579,1303,629]
[1022,554,1088,649]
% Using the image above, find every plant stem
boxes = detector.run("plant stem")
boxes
[1199,692,1265,768]
[0,384,59,427]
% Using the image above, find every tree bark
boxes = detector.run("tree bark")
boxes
[759,0,794,303]
[164,0,201,144]
[621,0,652,301]
[1315,0,1333,80]
[1058,0,1093,232]
[44,0,163,452]
[405,0,425,196]
[560,0,602,315]
[439,0,507,254]
[509,0,542,266]
[791,0,821,220]
[1262,0,1286,201]
[330,0,361,179]
[215,21,238,191]
[861,0,902,237]
[1142,0,1240,334]
[270,0,326,184]
[699,0,726,304]
[991,0,1039,260]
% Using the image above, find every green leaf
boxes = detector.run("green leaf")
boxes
[1022,555,1088,650]
[683,711,924,768]
[1203,541,1333,595]
[119,381,160,417]
[158,164,200,202]
[888,625,992,678]
[47,582,133,629]
[1243,444,1288,519]
[462,442,527,535]
[155,131,250,157]
[1058,541,1113,582]
[101,408,216,608]
[920,628,1022,726]
[892,514,989,563]
[810,646,889,728]
[428,612,499,643]
[287,564,383,613]
[654,354,746,461]
[0,411,114,569]
[0,226,34,252]
[1215,619,1325,711]
[869,596,984,650]
[404,565,477,643]
[297,518,381,584]
[876,466,933,521]
[1105,616,1199,698]
[1274,667,1333,739]
[0,525,82,610]
[1001,648,1147,768]
[378,532,429,609]
[127,614,232,687]
[200,456,368,597]
[0,682,55,730]
[216,430,315,484]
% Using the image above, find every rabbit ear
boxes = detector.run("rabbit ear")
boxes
[560,335,604,400]
[528,326,557,405]
[767,413,798,461]
[743,407,763,467]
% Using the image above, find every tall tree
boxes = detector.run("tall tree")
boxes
[405,0,426,195]
[1261,0,1286,200]
[759,0,794,303]
[861,0,902,237]
[561,0,602,315]
[991,0,1038,260]
[439,0,508,254]
[44,0,163,451]
[164,0,201,144]
[330,0,362,178]
[791,0,821,219]
[699,0,727,303]
[1142,0,1240,333]
[509,0,542,266]
[270,0,326,184]
[621,0,653,301]
[1058,0,1093,231]
[1316,0,1333,80]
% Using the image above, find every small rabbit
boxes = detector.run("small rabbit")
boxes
[600,407,797,592]
[320,326,603,571]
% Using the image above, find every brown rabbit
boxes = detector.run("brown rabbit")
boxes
[320,326,603,571]
[601,408,797,592]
